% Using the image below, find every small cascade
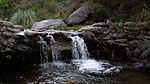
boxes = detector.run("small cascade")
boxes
[38,35,49,66]
[70,35,122,75]
[49,35,61,62]
[70,35,89,59]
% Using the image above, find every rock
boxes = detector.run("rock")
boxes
[112,33,127,39]
[131,57,139,62]
[106,20,113,26]
[2,31,13,37]
[92,22,108,27]
[31,19,67,30]
[103,29,111,35]
[140,48,150,59]
[7,27,24,33]
[145,36,150,40]
[103,36,110,40]
[115,39,128,43]
[0,20,14,27]
[66,6,92,25]
[129,40,140,50]
[142,63,150,69]
[24,30,48,37]
[106,40,115,45]
[15,44,31,51]
[136,22,150,27]
[133,62,144,69]
[80,26,108,34]
[118,22,125,27]
[117,43,129,47]
[125,22,136,27]
[133,48,142,57]
[0,26,7,31]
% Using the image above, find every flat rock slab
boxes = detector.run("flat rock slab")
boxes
[31,19,67,30]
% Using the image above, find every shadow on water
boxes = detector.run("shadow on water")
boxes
[0,62,150,84]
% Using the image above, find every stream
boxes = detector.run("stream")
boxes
[0,33,150,84]
[0,61,150,84]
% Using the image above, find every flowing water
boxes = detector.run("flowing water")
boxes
[38,35,49,67]
[49,35,61,62]
[0,35,150,84]
[0,63,150,84]
[70,35,89,59]
[69,35,121,75]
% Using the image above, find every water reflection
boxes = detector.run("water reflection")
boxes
[0,63,150,84]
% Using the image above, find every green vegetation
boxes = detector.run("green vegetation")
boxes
[0,0,150,28]
[91,3,108,22]
[10,9,37,28]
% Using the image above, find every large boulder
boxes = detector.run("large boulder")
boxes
[66,6,92,26]
[31,19,67,30]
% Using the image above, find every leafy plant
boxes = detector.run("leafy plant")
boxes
[0,0,15,20]
[91,3,108,22]
[10,9,37,28]
[0,0,12,8]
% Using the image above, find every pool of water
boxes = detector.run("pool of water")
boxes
[0,61,150,84]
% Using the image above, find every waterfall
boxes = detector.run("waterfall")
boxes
[70,35,89,60]
[49,35,61,62]
[38,35,49,66]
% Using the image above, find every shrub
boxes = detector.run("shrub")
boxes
[10,9,37,28]
[91,3,108,22]
[0,0,15,20]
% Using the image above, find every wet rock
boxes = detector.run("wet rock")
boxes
[24,30,48,37]
[15,44,31,51]
[66,6,92,25]
[31,19,66,30]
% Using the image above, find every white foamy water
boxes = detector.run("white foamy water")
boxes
[70,36,89,59]
[72,59,122,75]
[38,35,49,66]
[49,35,61,62]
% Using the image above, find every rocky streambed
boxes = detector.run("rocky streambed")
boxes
[1,20,150,70]
[0,20,150,83]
